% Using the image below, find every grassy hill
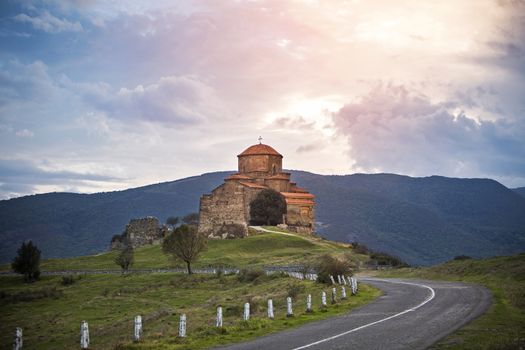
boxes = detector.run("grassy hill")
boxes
[0,231,378,350]
[378,253,525,349]
[1,171,524,265]
[0,231,365,272]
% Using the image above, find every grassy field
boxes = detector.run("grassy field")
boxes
[0,230,368,272]
[0,230,379,349]
[0,272,379,349]
[378,253,525,349]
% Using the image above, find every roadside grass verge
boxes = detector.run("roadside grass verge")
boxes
[0,273,380,349]
[378,253,525,349]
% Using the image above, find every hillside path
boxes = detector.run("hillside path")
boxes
[216,277,491,350]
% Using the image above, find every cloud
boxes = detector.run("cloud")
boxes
[15,129,34,138]
[0,158,122,199]
[332,83,525,184]
[14,11,83,33]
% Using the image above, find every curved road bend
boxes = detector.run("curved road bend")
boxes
[216,278,491,350]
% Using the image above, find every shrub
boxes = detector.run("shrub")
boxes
[369,252,408,267]
[61,275,76,286]
[453,255,473,261]
[316,254,352,284]
[287,283,305,299]
[237,269,265,283]
[352,242,370,255]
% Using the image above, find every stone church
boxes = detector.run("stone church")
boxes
[198,142,315,239]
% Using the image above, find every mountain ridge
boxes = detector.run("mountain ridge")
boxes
[1,171,524,266]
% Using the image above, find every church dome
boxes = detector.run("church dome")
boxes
[238,144,282,157]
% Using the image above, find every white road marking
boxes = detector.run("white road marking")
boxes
[291,279,436,350]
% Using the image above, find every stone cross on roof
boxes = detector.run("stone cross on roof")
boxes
[258,136,263,144]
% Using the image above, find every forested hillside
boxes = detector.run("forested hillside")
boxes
[1,171,524,265]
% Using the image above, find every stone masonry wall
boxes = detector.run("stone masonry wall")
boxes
[125,217,163,248]
[198,182,249,238]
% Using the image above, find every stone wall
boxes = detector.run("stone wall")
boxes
[198,182,250,238]
[111,216,164,249]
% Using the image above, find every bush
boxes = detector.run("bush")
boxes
[237,269,265,283]
[316,254,352,284]
[287,283,305,299]
[61,275,76,286]
[453,255,473,261]
[369,252,408,267]
[352,242,370,255]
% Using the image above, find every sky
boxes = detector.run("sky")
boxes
[0,0,524,199]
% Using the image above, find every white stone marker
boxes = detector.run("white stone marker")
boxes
[80,321,89,349]
[286,297,293,317]
[13,327,23,350]
[342,286,347,299]
[134,315,142,342]
[243,303,250,321]
[216,306,223,327]
[306,294,312,312]
[321,291,327,307]
[329,275,336,285]
[267,299,274,319]
[331,287,337,304]
[337,275,342,284]
[178,314,186,337]
[342,276,347,285]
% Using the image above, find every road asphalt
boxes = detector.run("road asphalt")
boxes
[216,278,492,350]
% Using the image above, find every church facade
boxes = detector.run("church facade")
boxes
[197,143,315,238]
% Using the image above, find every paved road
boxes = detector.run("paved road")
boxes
[216,278,491,350]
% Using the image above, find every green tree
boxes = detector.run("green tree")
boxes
[182,213,200,227]
[166,216,179,228]
[114,242,134,274]
[249,189,286,225]
[12,241,41,282]
[162,224,207,274]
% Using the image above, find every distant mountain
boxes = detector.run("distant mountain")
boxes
[514,187,525,198]
[1,171,524,265]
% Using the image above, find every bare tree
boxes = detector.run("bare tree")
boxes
[162,224,207,274]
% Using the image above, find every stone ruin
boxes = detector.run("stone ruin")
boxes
[110,216,168,250]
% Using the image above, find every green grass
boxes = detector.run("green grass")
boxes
[0,230,379,349]
[378,253,525,349]
[0,230,368,272]
[0,273,380,349]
